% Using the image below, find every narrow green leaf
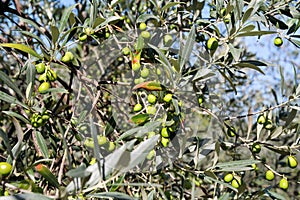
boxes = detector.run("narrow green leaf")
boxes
[88,192,136,200]
[2,111,30,124]
[234,62,265,75]
[59,4,78,33]
[20,31,48,48]
[284,109,297,127]
[236,31,276,37]
[35,131,49,159]
[242,7,254,24]
[0,70,24,98]
[180,26,195,73]
[10,117,24,162]
[162,2,184,12]
[92,17,106,28]
[35,164,60,188]
[131,114,150,125]
[239,24,255,33]
[0,43,42,59]
[217,69,237,94]
[0,129,13,160]
[0,91,28,109]
[215,159,260,170]
[50,25,59,44]
[0,193,52,200]
[192,68,215,82]
[66,164,91,178]
[137,14,160,23]
[25,60,36,99]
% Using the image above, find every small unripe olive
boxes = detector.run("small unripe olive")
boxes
[224,173,234,183]
[161,127,169,138]
[146,149,155,160]
[163,94,173,103]
[252,143,261,154]
[231,178,241,188]
[108,142,115,152]
[38,82,51,94]
[38,73,47,82]
[147,105,156,115]
[46,69,57,82]
[227,126,236,137]
[97,136,107,145]
[206,37,218,50]
[61,51,74,63]
[264,119,273,130]
[161,137,170,147]
[274,37,283,47]
[133,103,143,112]
[139,22,147,31]
[0,162,12,176]
[35,63,45,74]
[287,155,298,168]
[141,31,151,39]
[122,47,131,55]
[140,68,150,78]
[78,32,87,41]
[147,94,157,104]
[163,34,173,46]
[265,170,275,181]
[279,177,288,190]
[257,115,266,124]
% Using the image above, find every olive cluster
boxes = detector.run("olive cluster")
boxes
[256,114,273,130]
[35,62,57,94]
[30,111,50,128]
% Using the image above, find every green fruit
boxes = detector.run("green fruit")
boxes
[156,68,161,75]
[252,143,261,154]
[224,14,231,24]
[38,82,51,94]
[279,177,288,190]
[163,94,173,103]
[108,142,115,152]
[84,27,94,35]
[141,31,151,39]
[61,51,74,63]
[227,126,236,137]
[224,173,234,183]
[146,149,155,160]
[265,170,275,181]
[147,105,156,115]
[105,32,110,39]
[274,37,283,47]
[206,37,218,50]
[252,164,258,170]
[132,62,141,71]
[139,22,147,31]
[38,73,47,82]
[97,136,107,145]
[264,119,273,130]
[287,155,298,168]
[78,32,87,41]
[198,96,204,105]
[46,69,57,82]
[220,8,226,17]
[122,47,131,55]
[140,68,150,78]
[148,131,156,138]
[163,34,173,46]
[257,115,266,124]
[147,94,157,104]
[161,127,169,138]
[0,162,12,176]
[35,63,45,74]
[161,137,170,147]
[231,179,241,189]
[133,103,143,112]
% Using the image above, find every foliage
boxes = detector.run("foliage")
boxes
[0,0,299,199]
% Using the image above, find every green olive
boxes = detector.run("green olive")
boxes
[38,82,51,94]
[257,115,266,124]
[147,94,157,104]
[38,73,47,82]
[163,94,173,103]
[139,22,147,31]
[231,178,241,189]
[146,149,155,160]
[206,37,218,50]
[252,143,261,154]
[163,34,173,46]
[122,47,131,56]
[161,127,169,138]
[265,170,275,181]
[264,119,273,130]
[46,69,57,82]
[141,31,151,39]
[274,37,283,47]
[133,103,143,112]
[279,177,288,190]
[35,63,46,74]
[161,137,170,147]
[61,51,74,63]
[108,142,115,152]
[140,68,150,78]
[97,136,107,145]
[224,173,234,183]
[147,105,157,115]
[0,162,12,176]
[287,155,298,168]
[78,32,87,41]
[227,126,236,137]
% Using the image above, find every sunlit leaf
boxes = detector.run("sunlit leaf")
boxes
[0,43,42,59]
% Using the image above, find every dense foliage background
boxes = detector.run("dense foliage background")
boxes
[0,0,299,199]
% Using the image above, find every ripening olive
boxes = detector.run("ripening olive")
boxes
[279,177,288,190]
[265,170,275,181]
[287,155,298,168]
[0,162,12,176]
[206,37,218,50]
